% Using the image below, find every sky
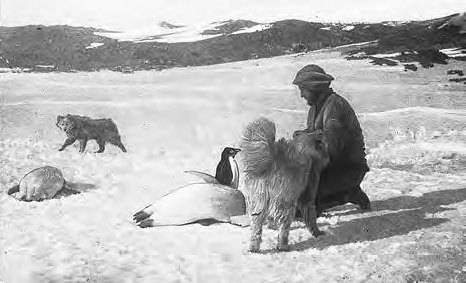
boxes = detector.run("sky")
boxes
[1,0,465,31]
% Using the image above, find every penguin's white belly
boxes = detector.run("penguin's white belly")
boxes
[145,183,246,226]
[229,157,239,190]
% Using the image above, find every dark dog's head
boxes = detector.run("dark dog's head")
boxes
[56,115,75,133]
[291,130,329,167]
[56,115,64,128]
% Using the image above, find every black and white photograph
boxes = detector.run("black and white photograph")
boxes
[0,0,465,282]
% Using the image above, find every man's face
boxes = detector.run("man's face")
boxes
[299,86,320,106]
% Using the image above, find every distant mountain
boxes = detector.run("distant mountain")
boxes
[437,12,466,34]
[0,14,464,73]
[343,13,465,71]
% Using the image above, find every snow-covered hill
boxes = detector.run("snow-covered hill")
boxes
[1,12,463,72]
[95,20,266,43]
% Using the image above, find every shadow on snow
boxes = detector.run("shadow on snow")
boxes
[288,187,466,251]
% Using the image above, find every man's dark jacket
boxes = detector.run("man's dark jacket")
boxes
[302,90,369,212]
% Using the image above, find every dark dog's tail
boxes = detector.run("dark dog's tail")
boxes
[7,184,20,195]
[240,117,276,177]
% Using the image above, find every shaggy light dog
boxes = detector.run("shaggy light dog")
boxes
[240,118,329,252]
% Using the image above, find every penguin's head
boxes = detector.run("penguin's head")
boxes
[221,147,241,159]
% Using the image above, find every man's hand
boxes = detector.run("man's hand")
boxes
[293,129,310,138]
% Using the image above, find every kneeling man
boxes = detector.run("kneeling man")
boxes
[293,64,371,216]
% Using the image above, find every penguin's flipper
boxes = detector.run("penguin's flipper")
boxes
[184,171,219,184]
[7,185,20,195]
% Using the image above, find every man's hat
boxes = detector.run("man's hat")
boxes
[292,64,334,88]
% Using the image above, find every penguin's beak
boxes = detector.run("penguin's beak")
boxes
[233,148,241,156]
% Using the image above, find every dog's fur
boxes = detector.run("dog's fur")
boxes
[240,118,329,252]
[56,114,127,153]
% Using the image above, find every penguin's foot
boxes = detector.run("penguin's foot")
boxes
[137,218,154,228]
[133,210,151,223]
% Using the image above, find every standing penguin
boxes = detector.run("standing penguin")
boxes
[185,147,241,189]
[215,147,241,188]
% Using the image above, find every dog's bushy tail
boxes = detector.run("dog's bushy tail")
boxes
[240,117,276,177]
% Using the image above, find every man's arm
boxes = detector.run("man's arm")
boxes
[293,106,316,138]
[323,118,346,159]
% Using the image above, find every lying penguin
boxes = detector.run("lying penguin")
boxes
[7,166,80,201]
[133,147,246,227]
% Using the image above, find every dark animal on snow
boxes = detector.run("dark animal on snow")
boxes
[56,114,127,153]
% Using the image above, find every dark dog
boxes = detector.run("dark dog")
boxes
[56,114,127,153]
[240,118,329,252]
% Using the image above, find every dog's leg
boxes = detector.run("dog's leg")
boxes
[249,213,266,253]
[96,139,106,153]
[110,136,127,152]
[58,137,76,151]
[117,141,127,153]
[277,211,293,251]
[302,205,323,237]
[301,170,324,237]
[78,139,88,153]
